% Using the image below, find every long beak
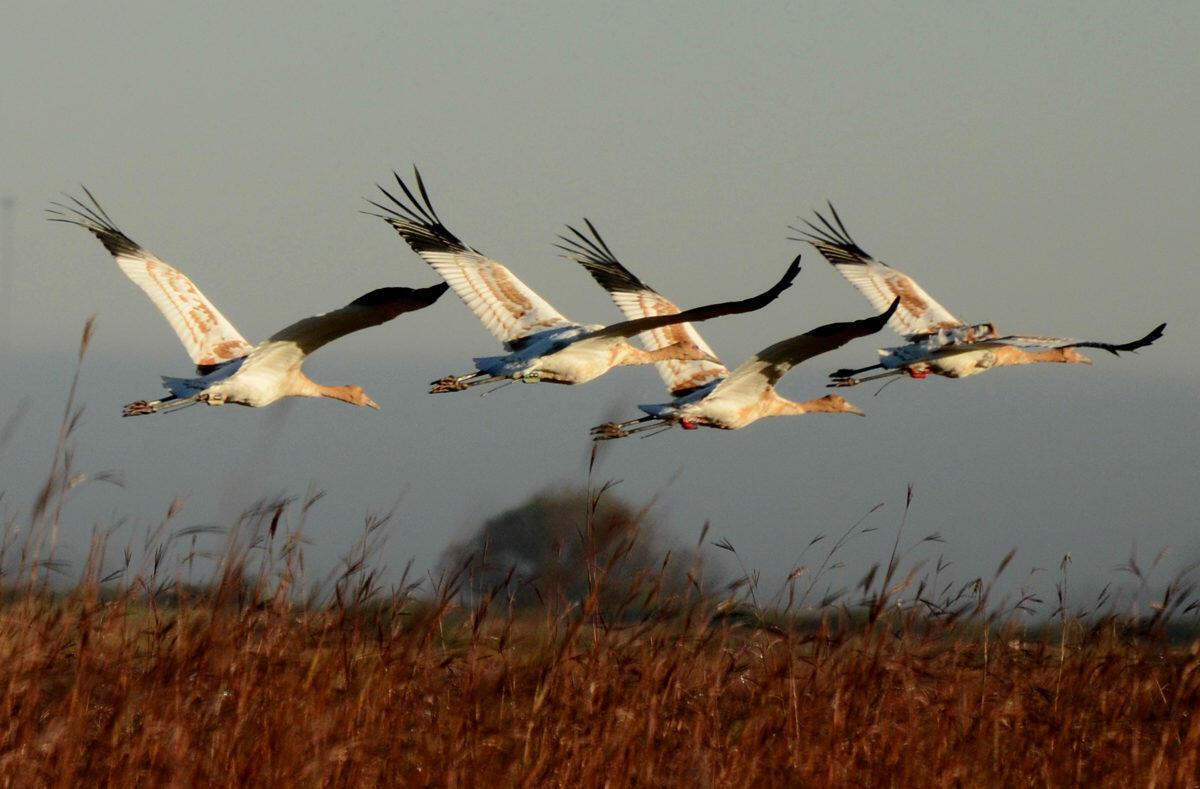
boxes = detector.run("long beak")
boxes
[846,403,866,417]
[702,353,722,365]
[364,396,381,410]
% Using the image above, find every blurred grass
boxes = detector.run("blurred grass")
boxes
[0,564,1198,785]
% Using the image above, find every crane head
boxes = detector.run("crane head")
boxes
[344,385,380,409]
[1061,348,1092,366]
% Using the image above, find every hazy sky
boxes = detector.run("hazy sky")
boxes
[2,2,1197,605]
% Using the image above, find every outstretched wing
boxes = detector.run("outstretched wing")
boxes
[582,253,802,342]
[557,220,727,396]
[709,298,900,401]
[48,189,254,371]
[793,204,962,338]
[992,322,1166,356]
[238,282,449,376]
[367,168,573,347]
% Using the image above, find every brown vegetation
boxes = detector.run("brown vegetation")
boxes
[0,561,1198,786]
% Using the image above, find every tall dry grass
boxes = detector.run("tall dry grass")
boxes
[0,321,1197,786]
[1,539,1199,786]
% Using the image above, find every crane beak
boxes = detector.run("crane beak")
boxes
[364,395,381,410]
[846,403,866,417]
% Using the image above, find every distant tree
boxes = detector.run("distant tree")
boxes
[438,486,706,613]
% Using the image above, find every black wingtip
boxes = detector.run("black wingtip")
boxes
[557,220,657,295]
[414,281,452,305]
[745,254,802,306]
[413,165,437,220]
[368,168,475,255]
[879,296,901,323]
[844,297,899,336]
[1112,322,1167,355]
[1069,321,1167,356]
[371,166,442,229]
[789,203,873,263]
[771,254,803,294]
[50,188,145,258]
[786,252,802,279]
[1122,322,1167,354]
[808,299,898,342]
[350,281,450,308]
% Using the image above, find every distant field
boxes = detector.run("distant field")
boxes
[0,568,1197,785]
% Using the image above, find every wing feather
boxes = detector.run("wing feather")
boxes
[792,204,962,337]
[48,189,254,370]
[557,220,726,395]
[581,253,802,341]
[368,169,573,345]
[709,298,899,401]
[238,283,449,377]
[993,323,1166,355]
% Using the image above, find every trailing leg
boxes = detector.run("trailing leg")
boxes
[122,393,203,417]
[590,415,667,440]
[429,371,494,393]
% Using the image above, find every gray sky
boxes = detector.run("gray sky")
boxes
[2,2,1198,605]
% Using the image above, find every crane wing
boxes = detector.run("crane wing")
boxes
[581,253,802,342]
[991,323,1166,356]
[557,220,727,396]
[793,204,962,338]
[368,169,573,347]
[48,189,254,371]
[237,283,449,377]
[708,298,899,401]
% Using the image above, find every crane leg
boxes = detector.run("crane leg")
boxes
[830,362,883,380]
[591,415,669,440]
[122,398,165,416]
[828,370,901,388]
[828,368,924,388]
[122,393,203,417]
[429,371,495,393]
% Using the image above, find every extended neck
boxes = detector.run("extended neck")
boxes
[762,393,856,418]
[993,346,1085,367]
[295,373,374,408]
[317,384,364,405]
[764,395,820,417]
[612,341,701,367]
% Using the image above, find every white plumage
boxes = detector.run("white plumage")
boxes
[559,219,728,397]
[50,189,447,415]
[559,221,898,438]
[590,304,898,437]
[368,169,800,392]
[794,204,1165,387]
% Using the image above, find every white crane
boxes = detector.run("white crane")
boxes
[793,205,1165,387]
[50,189,448,416]
[366,169,801,393]
[556,222,895,439]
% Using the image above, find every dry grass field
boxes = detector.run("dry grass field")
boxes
[2,322,1197,787]
[0,564,1198,786]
